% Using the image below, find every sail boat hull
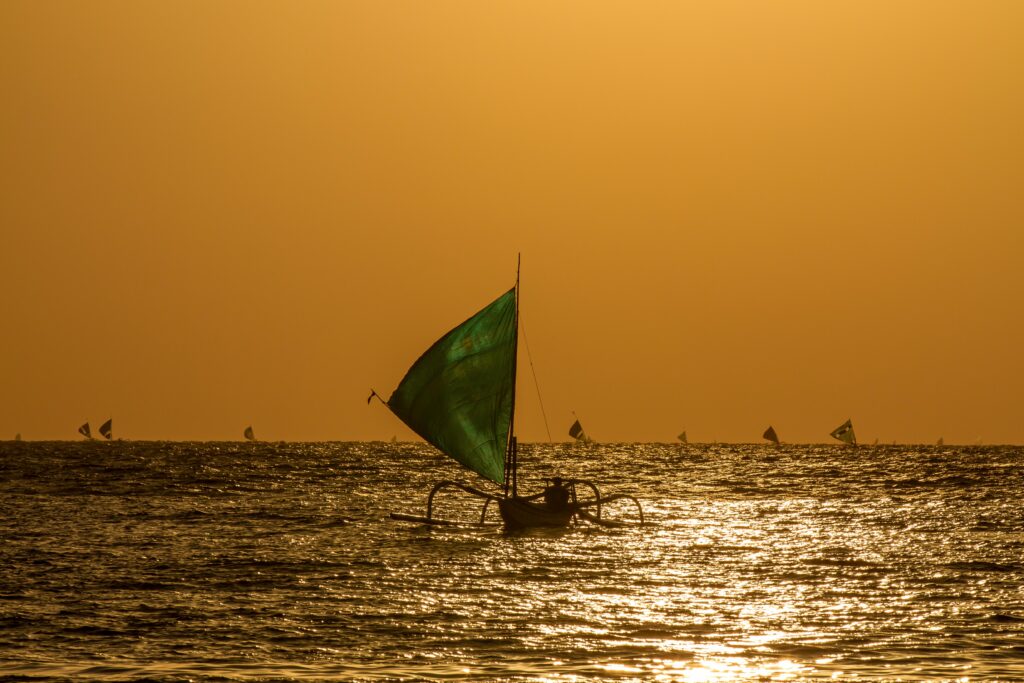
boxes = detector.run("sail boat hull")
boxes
[497,498,574,530]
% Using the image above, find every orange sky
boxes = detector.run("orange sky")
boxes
[2,2,1022,443]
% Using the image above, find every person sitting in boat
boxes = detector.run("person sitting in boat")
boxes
[542,477,571,511]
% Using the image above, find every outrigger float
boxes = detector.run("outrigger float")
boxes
[370,259,645,530]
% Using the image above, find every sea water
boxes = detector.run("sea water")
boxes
[1,441,1022,681]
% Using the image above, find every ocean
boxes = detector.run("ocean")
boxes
[1,441,1021,681]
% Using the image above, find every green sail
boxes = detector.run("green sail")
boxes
[388,287,516,484]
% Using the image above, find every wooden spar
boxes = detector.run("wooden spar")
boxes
[576,510,643,528]
[506,254,521,498]
[389,513,501,527]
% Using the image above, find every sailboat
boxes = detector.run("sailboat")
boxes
[677,430,687,443]
[99,418,113,440]
[569,417,594,444]
[762,425,780,445]
[14,433,21,441]
[244,425,255,441]
[372,264,644,529]
[936,437,944,446]
[830,419,857,446]
[78,422,92,439]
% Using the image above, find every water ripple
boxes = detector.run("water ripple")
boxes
[0,441,1022,680]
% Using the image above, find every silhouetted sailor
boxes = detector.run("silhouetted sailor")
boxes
[543,477,571,511]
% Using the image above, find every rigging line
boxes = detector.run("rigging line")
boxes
[519,316,553,443]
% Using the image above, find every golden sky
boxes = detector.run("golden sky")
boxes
[2,1,1022,443]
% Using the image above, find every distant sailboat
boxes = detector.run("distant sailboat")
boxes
[569,418,593,444]
[677,430,687,443]
[830,419,857,445]
[244,425,255,441]
[99,418,113,440]
[15,433,21,441]
[762,425,780,445]
[389,435,398,443]
[936,437,944,446]
[78,422,92,439]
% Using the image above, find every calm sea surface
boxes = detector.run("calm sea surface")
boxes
[1,441,1022,681]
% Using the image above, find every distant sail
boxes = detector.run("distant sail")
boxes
[762,425,779,444]
[244,426,255,441]
[830,419,856,445]
[78,422,92,439]
[389,435,398,443]
[936,437,944,446]
[569,419,592,443]
[15,433,21,441]
[99,419,113,440]
[677,430,687,443]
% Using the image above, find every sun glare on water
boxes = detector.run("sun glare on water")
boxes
[591,656,812,681]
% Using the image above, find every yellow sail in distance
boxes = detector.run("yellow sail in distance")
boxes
[830,419,856,445]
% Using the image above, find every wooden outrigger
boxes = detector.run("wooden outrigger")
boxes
[388,471,646,529]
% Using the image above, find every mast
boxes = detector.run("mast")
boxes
[506,254,521,497]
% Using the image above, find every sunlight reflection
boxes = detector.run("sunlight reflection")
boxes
[595,656,813,682]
